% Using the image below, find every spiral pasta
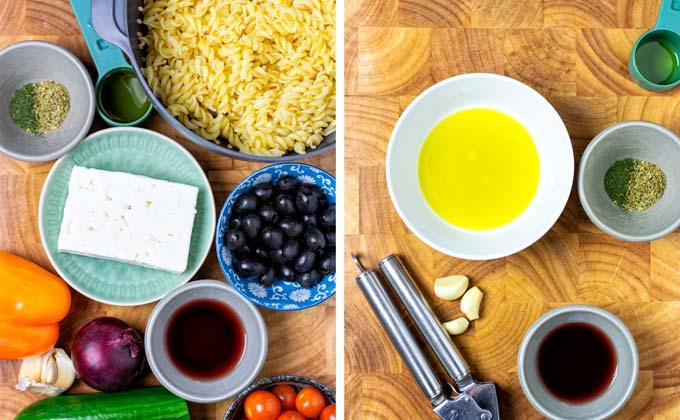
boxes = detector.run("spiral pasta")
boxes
[140,0,336,156]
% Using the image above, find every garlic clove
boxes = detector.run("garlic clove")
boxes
[17,354,43,383]
[52,349,76,390]
[434,275,469,301]
[40,352,58,384]
[16,348,76,397]
[443,317,470,335]
[460,286,484,321]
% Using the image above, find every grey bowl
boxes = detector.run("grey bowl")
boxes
[223,375,336,420]
[145,279,268,403]
[578,121,680,242]
[518,305,638,420]
[0,41,95,162]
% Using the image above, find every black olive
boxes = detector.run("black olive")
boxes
[302,213,317,226]
[236,243,253,257]
[234,192,258,215]
[325,230,336,246]
[279,218,304,237]
[321,205,336,227]
[252,183,275,201]
[225,229,246,251]
[280,265,296,281]
[259,267,277,286]
[275,175,299,192]
[282,239,301,260]
[258,205,279,224]
[269,248,288,264]
[293,249,316,273]
[304,227,326,252]
[229,216,244,230]
[261,226,285,249]
[234,258,268,279]
[318,253,336,274]
[243,214,262,239]
[296,269,322,288]
[295,186,319,214]
[254,246,269,260]
[275,195,296,215]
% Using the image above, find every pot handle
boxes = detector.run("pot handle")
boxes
[91,0,134,58]
[70,0,130,78]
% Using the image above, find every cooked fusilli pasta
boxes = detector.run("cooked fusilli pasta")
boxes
[140,0,336,156]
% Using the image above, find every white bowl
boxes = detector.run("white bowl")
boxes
[386,74,573,260]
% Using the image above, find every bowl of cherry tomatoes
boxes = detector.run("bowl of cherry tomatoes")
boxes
[224,375,336,420]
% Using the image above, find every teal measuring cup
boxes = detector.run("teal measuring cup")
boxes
[70,0,152,126]
[629,0,680,92]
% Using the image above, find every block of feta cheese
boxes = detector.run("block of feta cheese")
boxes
[57,166,199,274]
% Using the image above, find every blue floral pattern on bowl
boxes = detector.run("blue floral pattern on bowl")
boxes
[216,163,336,311]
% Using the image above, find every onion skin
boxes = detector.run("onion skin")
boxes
[72,317,145,392]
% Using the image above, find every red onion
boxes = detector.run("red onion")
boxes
[72,317,145,392]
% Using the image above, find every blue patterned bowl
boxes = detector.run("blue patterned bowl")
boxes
[216,163,336,311]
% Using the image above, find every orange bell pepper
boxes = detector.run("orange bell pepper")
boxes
[0,251,71,325]
[0,251,71,359]
[0,320,59,360]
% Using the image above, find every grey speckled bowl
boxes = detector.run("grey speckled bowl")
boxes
[223,375,336,420]
[145,280,268,403]
[0,41,95,162]
[518,305,638,420]
[578,121,680,242]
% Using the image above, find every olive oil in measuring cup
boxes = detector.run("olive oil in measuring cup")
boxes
[97,69,151,124]
[70,0,152,126]
[634,35,680,85]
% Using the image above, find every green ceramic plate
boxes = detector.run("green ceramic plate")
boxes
[39,127,215,306]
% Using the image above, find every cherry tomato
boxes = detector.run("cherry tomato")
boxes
[295,387,326,419]
[320,404,336,420]
[277,411,306,420]
[271,384,297,411]
[244,390,282,420]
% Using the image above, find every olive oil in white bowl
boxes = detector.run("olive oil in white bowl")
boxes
[386,73,573,260]
[419,108,540,230]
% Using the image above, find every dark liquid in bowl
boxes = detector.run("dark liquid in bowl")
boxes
[166,299,245,380]
[537,322,617,403]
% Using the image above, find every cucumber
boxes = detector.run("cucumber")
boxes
[15,387,189,420]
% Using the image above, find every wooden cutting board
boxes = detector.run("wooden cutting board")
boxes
[345,0,680,418]
[0,1,335,418]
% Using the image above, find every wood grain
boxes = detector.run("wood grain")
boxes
[345,0,680,417]
[0,1,335,418]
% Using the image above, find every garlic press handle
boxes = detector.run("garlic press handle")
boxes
[380,254,472,386]
[354,256,445,404]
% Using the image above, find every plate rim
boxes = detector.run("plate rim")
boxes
[38,126,216,306]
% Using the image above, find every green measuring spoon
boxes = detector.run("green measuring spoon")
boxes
[70,0,152,126]
[629,0,680,92]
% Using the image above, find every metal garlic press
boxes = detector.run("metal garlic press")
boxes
[352,253,500,420]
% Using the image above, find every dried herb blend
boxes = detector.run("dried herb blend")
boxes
[604,158,666,211]
[9,81,70,135]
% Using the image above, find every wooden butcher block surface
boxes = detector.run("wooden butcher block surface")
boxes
[345,0,680,418]
[0,1,335,418]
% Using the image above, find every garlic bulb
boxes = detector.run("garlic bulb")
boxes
[16,348,76,396]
